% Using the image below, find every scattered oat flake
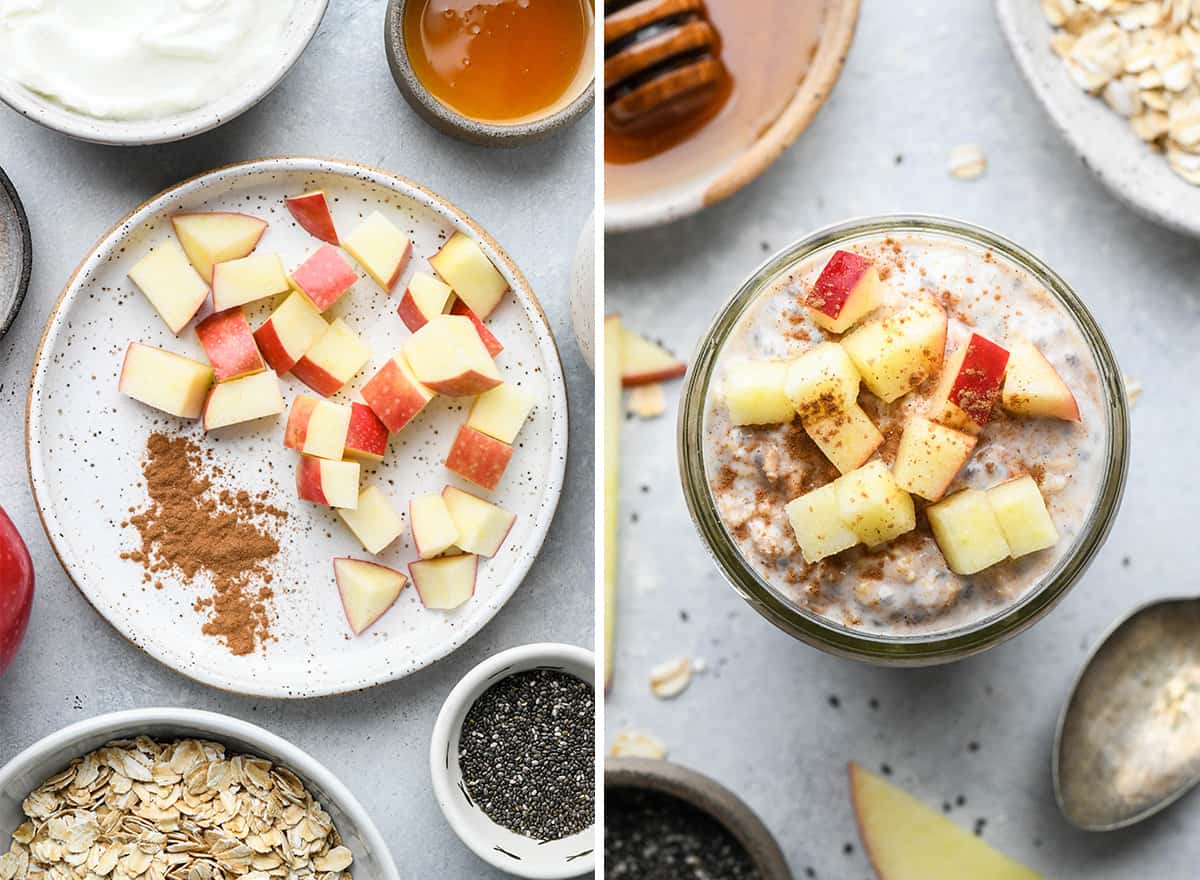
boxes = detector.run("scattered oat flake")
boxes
[948,144,987,180]
[628,384,667,419]
[649,656,693,699]
[1124,375,1143,406]
[610,731,668,760]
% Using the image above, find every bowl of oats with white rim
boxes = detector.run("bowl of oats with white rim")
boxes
[0,709,399,880]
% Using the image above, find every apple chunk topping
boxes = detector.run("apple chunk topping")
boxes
[409,554,478,610]
[284,191,339,245]
[841,299,948,402]
[449,299,504,357]
[892,416,976,502]
[410,493,459,559]
[926,488,1011,575]
[467,383,535,444]
[805,250,885,334]
[784,342,860,419]
[398,272,453,332]
[171,212,266,282]
[119,343,214,419]
[445,425,514,491]
[338,486,404,554]
[429,231,509,319]
[202,371,284,432]
[620,326,686,387]
[296,457,360,509]
[344,403,389,462]
[195,308,264,381]
[723,360,794,426]
[803,403,883,475]
[333,558,407,635]
[928,333,1010,433]
[836,460,916,548]
[290,245,357,312]
[291,318,372,397]
[360,353,436,433]
[442,486,516,557]
[1001,341,1081,422]
[127,241,210,335]
[253,291,328,374]
[283,396,352,460]
[211,253,290,312]
[785,482,860,564]
[403,314,500,396]
[987,474,1058,559]
[343,211,412,292]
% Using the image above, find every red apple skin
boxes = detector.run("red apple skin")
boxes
[621,362,687,387]
[291,357,345,397]
[383,241,414,292]
[283,396,319,451]
[396,289,430,333]
[361,359,433,432]
[345,403,389,461]
[441,486,517,557]
[253,320,299,374]
[295,457,330,505]
[947,334,1010,426]
[290,245,357,312]
[195,308,264,381]
[450,299,504,357]
[0,506,34,678]
[445,425,514,491]
[285,191,339,246]
[807,250,872,319]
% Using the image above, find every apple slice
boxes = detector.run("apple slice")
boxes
[926,488,1011,575]
[784,342,860,419]
[345,402,389,461]
[171,212,267,282]
[785,481,860,564]
[290,245,358,312]
[403,314,501,396]
[291,318,372,397]
[442,486,516,557]
[211,253,290,311]
[987,475,1058,559]
[127,241,210,334]
[333,558,406,635]
[805,250,885,334]
[429,231,508,319]
[119,343,214,418]
[722,360,794,426]
[253,291,328,374]
[410,493,459,559]
[803,403,883,475]
[835,460,916,548]
[842,300,948,402]
[202,371,284,431]
[850,763,1043,880]
[466,383,535,444]
[604,315,622,691]
[343,211,412,292]
[296,457,360,508]
[283,396,352,460]
[449,299,504,357]
[620,326,685,387]
[928,333,1010,433]
[409,554,478,610]
[1001,341,1081,422]
[338,486,404,554]
[360,353,436,432]
[397,272,453,332]
[195,308,264,381]
[285,191,339,245]
[445,425,513,491]
[892,416,977,502]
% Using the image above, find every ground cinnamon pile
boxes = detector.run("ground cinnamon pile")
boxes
[120,432,286,656]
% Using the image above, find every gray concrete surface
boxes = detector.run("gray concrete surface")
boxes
[0,2,594,877]
[606,2,1200,878]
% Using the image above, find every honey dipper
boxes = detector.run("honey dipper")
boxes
[604,0,728,133]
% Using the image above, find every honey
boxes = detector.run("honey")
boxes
[405,0,593,124]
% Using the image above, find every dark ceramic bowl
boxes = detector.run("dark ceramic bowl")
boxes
[0,164,31,340]
[605,758,791,879]
[384,0,595,147]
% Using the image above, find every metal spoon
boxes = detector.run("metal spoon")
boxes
[1054,598,1200,830]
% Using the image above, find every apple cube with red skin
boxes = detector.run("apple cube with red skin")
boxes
[398,272,453,332]
[345,403,389,461]
[836,460,916,548]
[127,241,210,334]
[338,487,404,554]
[409,554,478,610]
[803,403,883,475]
[202,371,284,431]
[296,457,360,508]
[805,250,885,334]
[211,253,290,311]
[785,481,860,564]
[290,245,358,312]
[403,314,501,396]
[410,493,459,559]
[467,383,535,444]
[1001,341,1081,422]
[195,308,264,381]
[343,211,412,292]
[928,333,1010,433]
[892,416,977,502]
[429,231,508,319]
[333,558,406,635]
[841,300,948,402]
[722,360,794,426]
[119,343,214,418]
[450,299,504,357]
[253,292,328,374]
[784,342,860,419]
[0,506,34,678]
[987,474,1059,559]
[445,425,513,491]
[285,191,339,245]
[620,326,685,387]
[360,353,436,433]
[441,486,516,557]
[291,319,372,396]
[284,396,351,460]
[927,488,1011,575]
[171,212,266,282]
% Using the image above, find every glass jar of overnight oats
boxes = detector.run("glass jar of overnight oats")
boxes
[678,216,1129,665]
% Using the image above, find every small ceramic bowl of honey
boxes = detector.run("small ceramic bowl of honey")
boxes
[385,0,595,147]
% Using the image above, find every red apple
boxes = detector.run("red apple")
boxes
[333,557,406,634]
[290,245,358,312]
[409,554,477,610]
[445,424,513,491]
[429,231,509,319]
[291,318,372,397]
[285,191,339,245]
[171,212,267,282]
[345,402,389,461]
[0,506,33,678]
[805,250,884,334]
[397,272,453,333]
[296,457,360,508]
[450,299,504,357]
[620,326,685,387]
[403,314,501,396]
[360,354,436,433]
[1001,341,1081,422]
[195,308,264,381]
[253,292,328,374]
[928,333,1010,433]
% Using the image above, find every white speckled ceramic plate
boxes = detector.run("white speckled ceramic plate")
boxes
[997,0,1200,239]
[26,157,568,698]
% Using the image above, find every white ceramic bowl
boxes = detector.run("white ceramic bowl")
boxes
[0,0,327,145]
[429,643,595,879]
[0,708,400,880]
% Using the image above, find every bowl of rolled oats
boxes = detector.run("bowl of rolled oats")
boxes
[0,709,399,880]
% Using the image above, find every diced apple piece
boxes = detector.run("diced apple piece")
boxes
[785,482,860,564]
[119,343,213,418]
[338,487,404,554]
[604,316,622,691]
[290,245,357,312]
[987,475,1058,559]
[211,253,290,311]
[195,308,264,381]
[398,272,453,332]
[285,191,339,245]
[296,457,360,508]
[333,557,406,635]
[927,488,1011,575]
[1001,341,1081,422]
[283,396,351,460]
[467,383,535,444]
[835,460,916,548]
[450,299,504,357]
[360,353,436,433]
[892,417,977,502]
[620,326,685,387]
[842,300,948,402]
[784,342,860,419]
[850,763,1044,880]
[345,403,389,461]
[291,318,372,397]
[429,231,508,319]
[445,425,513,491]
[202,371,284,431]
[403,314,501,396]
[928,333,1010,433]
[803,403,883,475]
[410,493,459,559]
[171,212,267,282]
[805,250,884,334]
[343,211,411,292]
[722,360,794,426]
[127,241,210,334]
[442,486,516,557]
[409,554,478,610]
[253,292,328,374]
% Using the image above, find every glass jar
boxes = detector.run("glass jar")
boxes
[678,215,1129,665]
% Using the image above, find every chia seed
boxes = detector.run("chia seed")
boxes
[458,669,595,842]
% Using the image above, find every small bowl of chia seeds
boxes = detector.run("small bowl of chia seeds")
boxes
[430,643,596,878]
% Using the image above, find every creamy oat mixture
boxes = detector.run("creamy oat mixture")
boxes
[704,233,1107,636]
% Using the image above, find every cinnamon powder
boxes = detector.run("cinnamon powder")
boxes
[120,433,286,656]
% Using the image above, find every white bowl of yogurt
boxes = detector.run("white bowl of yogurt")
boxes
[0,0,327,145]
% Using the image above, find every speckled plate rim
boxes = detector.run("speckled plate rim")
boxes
[0,163,32,339]
[24,156,569,699]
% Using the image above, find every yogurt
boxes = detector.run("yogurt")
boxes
[0,0,294,121]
